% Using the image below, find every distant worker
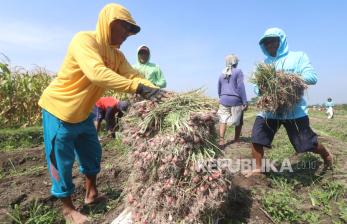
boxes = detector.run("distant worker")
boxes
[133,45,167,88]
[324,97,335,119]
[217,54,248,148]
[94,97,129,138]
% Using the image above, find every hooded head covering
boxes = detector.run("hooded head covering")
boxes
[133,45,166,88]
[96,3,140,69]
[137,45,151,64]
[222,54,239,78]
[259,27,288,59]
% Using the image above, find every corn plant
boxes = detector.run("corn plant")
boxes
[0,62,53,128]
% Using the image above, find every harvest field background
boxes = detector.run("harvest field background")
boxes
[0,63,346,223]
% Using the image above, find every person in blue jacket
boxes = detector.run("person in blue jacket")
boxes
[246,28,332,177]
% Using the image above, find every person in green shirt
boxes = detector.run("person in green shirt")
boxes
[133,45,167,88]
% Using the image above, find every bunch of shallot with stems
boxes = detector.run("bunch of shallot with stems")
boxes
[250,63,308,115]
[120,89,236,223]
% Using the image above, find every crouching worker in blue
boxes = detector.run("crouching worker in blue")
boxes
[94,97,129,138]
[246,28,332,177]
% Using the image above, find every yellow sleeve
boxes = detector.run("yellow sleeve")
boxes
[132,77,158,88]
[116,52,142,79]
[69,33,139,93]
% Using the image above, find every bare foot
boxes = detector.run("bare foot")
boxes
[232,139,242,145]
[85,193,107,205]
[233,138,240,142]
[63,209,90,224]
[218,138,225,149]
[323,152,333,170]
[242,168,263,178]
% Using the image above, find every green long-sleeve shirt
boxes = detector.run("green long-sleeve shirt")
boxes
[133,45,167,88]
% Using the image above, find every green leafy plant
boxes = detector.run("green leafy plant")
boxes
[338,201,347,222]
[0,127,43,151]
[7,200,63,224]
[262,178,301,223]
[0,61,53,128]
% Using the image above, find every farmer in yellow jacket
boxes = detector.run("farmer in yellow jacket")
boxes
[39,4,162,224]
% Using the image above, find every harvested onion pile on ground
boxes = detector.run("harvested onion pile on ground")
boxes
[120,89,234,223]
[250,63,308,115]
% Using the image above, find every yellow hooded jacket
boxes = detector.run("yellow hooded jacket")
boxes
[39,4,155,123]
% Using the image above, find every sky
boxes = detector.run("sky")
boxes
[1,0,346,104]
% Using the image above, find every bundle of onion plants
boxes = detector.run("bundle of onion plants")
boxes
[120,89,235,223]
[250,63,307,115]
